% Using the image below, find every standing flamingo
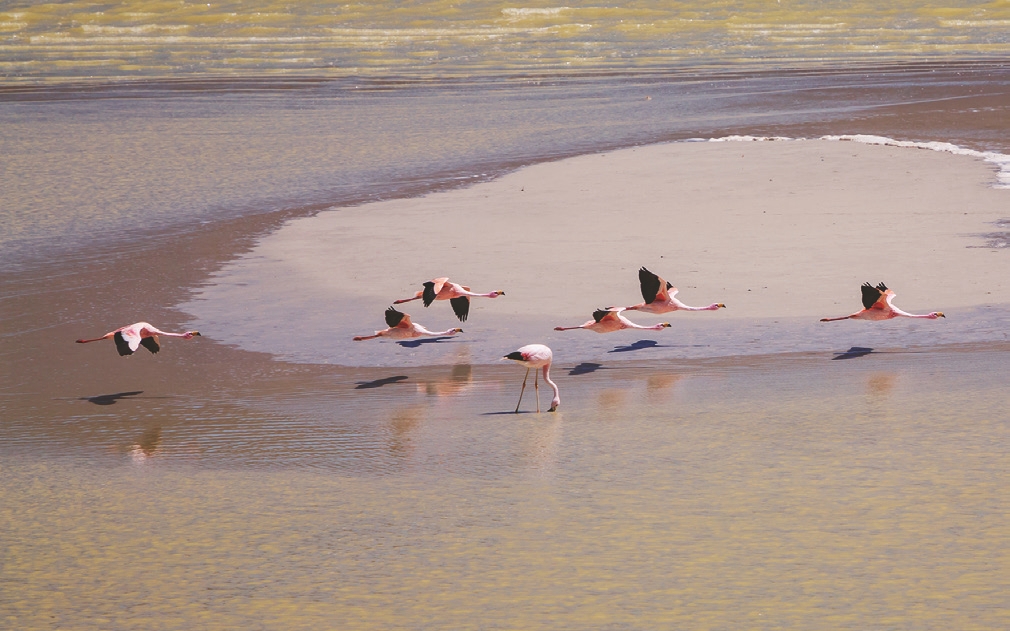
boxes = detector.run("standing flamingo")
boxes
[353,307,464,341]
[554,308,672,333]
[76,322,200,356]
[393,277,504,322]
[820,282,945,322]
[503,344,559,413]
[619,267,725,313]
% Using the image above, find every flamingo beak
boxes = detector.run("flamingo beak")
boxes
[937,312,945,318]
[662,323,672,328]
[717,303,726,308]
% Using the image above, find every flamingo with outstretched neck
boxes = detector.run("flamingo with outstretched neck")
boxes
[619,267,725,313]
[554,308,671,333]
[76,322,200,356]
[820,282,945,322]
[503,344,559,413]
[353,307,463,341]
[393,277,504,322]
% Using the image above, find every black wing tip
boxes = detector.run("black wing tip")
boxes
[113,331,133,356]
[860,282,886,309]
[422,281,436,307]
[592,308,611,322]
[384,306,405,327]
[139,337,160,354]
[504,351,525,361]
[450,296,470,322]
[639,266,661,303]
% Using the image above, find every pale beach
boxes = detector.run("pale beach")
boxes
[2,2,1009,628]
[186,136,1010,367]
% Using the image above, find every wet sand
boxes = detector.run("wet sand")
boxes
[3,136,1008,437]
[184,137,1010,366]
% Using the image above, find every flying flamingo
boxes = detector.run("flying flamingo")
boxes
[353,306,464,341]
[820,282,945,322]
[503,344,559,413]
[76,322,201,356]
[393,277,504,322]
[554,308,672,333]
[618,267,725,313]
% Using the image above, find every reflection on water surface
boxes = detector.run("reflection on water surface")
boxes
[2,347,1008,629]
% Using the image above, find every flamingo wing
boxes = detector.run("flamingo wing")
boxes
[113,331,135,356]
[385,307,407,328]
[450,296,470,322]
[421,278,450,306]
[114,325,147,355]
[594,309,623,323]
[639,267,661,303]
[422,281,437,307]
[139,336,161,354]
[860,282,885,310]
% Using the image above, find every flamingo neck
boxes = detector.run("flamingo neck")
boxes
[542,366,560,408]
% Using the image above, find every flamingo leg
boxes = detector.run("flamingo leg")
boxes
[534,370,540,413]
[515,368,530,413]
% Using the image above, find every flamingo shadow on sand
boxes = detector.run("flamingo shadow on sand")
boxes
[569,362,605,376]
[81,391,144,406]
[609,339,668,353]
[397,336,458,348]
[355,376,409,389]
[832,347,876,360]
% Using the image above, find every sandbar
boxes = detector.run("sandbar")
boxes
[183,137,1010,366]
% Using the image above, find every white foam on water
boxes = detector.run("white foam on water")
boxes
[823,134,1010,189]
[711,134,1010,189]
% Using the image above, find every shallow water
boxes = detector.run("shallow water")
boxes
[3,61,1010,270]
[3,3,1010,627]
[3,347,1008,629]
[3,0,1008,82]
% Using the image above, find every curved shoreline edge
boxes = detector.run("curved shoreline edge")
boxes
[181,135,1010,368]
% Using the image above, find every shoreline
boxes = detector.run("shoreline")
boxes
[182,136,1010,368]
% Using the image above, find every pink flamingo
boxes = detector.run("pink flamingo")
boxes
[554,308,672,333]
[619,267,725,313]
[503,344,559,413]
[353,307,463,341]
[76,322,200,356]
[393,277,504,322]
[820,282,945,322]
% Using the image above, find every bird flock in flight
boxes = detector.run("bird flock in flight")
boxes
[77,268,944,414]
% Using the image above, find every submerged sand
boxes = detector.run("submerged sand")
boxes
[183,137,1010,366]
